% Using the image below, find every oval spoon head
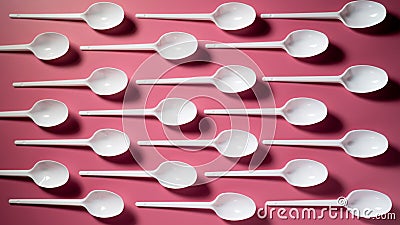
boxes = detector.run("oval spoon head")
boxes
[153,161,197,189]
[214,129,258,157]
[211,2,256,30]
[340,65,388,93]
[83,190,124,218]
[30,32,69,60]
[346,189,392,218]
[156,32,198,60]
[89,129,130,157]
[87,67,128,95]
[282,159,328,187]
[28,99,68,127]
[283,30,329,58]
[281,97,327,126]
[213,65,257,93]
[82,2,124,30]
[30,160,69,188]
[155,98,197,126]
[212,192,256,221]
[341,130,388,158]
[339,1,386,28]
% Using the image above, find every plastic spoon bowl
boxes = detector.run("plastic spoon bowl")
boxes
[80,32,198,60]
[263,65,388,93]
[263,130,388,158]
[138,129,258,158]
[80,161,197,189]
[205,97,327,126]
[0,160,69,188]
[10,2,124,30]
[136,192,256,221]
[13,67,128,96]
[0,32,69,60]
[79,98,197,126]
[9,190,124,218]
[15,128,130,157]
[261,1,386,29]
[267,189,392,218]
[136,65,256,93]
[136,2,256,31]
[206,159,327,187]
[206,30,329,58]
[0,99,68,127]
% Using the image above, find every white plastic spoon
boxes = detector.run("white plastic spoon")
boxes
[80,161,197,189]
[0,32,69,60]
[79,98,197,126]
[267,189,392,218]
[13,67,128,96]
[261,1,386,29]
[136,2,256,31]
[136,65,256,93]
[0,160,69,188]
[263,65,388,94]
[206,30,329,58]
[205,97,327,126]
[137,129,258,158]
[9,190,124,218]
[80,32,198,60]
[205,159,327,187]
[136,192,256,221]
[263,130,388,158]
[15,128,130,157]
[10,2,124,30]
[0,99,68,127]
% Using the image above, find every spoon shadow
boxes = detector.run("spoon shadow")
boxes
[235,80,272,101]
[100,90,126,102]
[168,184,212,199]
[102,150,136,165]
[41,114,81,135]
[96,16,136,36]
[44,176,83,197]
[225,16,270,37]
[354,12,400,36]
[296,112,344,133]
[226,214,270,225]
[356,79,400,101]
[96,206,136,225]
[123,82,142,103]
[170,46,212,65]
[297,43,345,65]
[355,145,400,167]
[43,44,81,67]
[295,175,344,196]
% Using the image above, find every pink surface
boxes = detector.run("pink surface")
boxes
[0,0,399,225]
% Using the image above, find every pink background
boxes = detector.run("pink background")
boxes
[0,0,399,225]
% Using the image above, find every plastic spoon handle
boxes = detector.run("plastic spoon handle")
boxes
[136,13,211,20]
[206,41,283,49]
[204,108,277,115]
[262,139,341,147]
[261,12,339,19]
[263,76,340,83]
[79,109,154,116]
[267,199,341,207]
[136,201,211,209]
[79,170,152,178]
[0,170,30,177]
[13,79,87,87]
[9,198,82,206]
[15,139,88,146]
[80,43,155,51]
[9,13,82,20]
[205,169,282,177]
[136,76,212,85]
[0,110,29,117]
[0,44,30,51]
[137,139,212,147]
